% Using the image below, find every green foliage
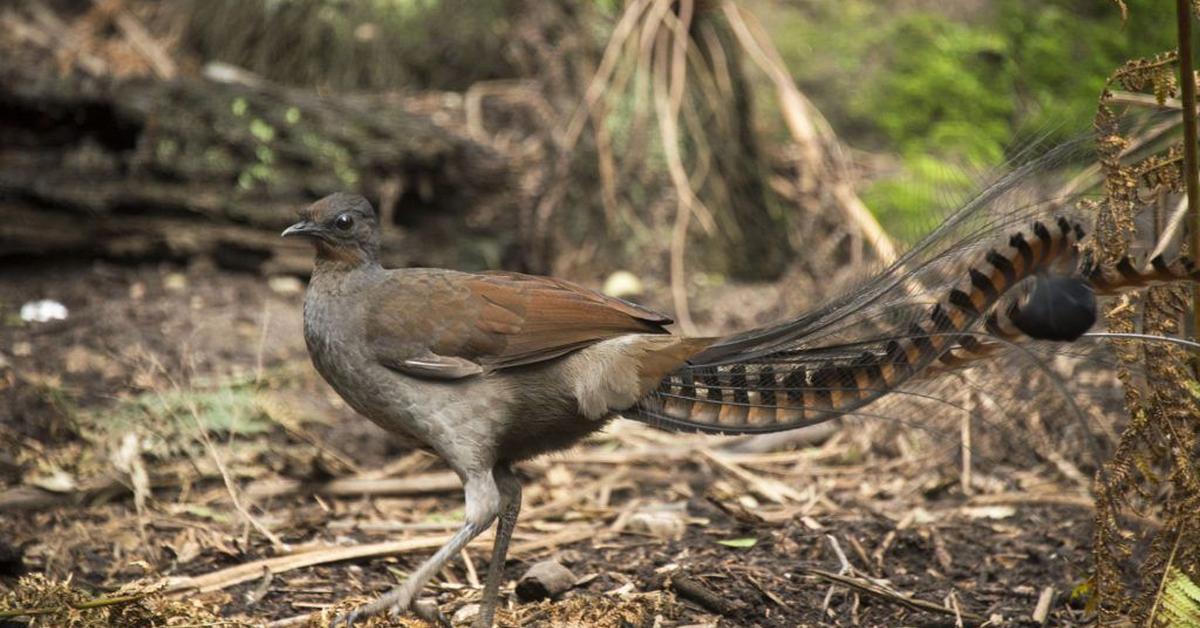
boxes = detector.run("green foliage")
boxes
[999,1,1175,132]
[759,0,1177,236]
[1160,568,1200,626]
[860,153,973,239]
[89,385,273,458]
[867,14,1013,164]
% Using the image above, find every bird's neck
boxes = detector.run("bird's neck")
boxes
[313,242,379,274]
[307,253,383,303]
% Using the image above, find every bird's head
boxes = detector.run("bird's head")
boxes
[283,193,381,268]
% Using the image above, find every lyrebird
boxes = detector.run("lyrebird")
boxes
[282,131,1197,626]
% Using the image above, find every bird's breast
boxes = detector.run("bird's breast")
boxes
[302,290,398,422]
[301,286,487,456]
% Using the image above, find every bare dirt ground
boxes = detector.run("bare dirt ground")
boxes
[1,258,1101,626]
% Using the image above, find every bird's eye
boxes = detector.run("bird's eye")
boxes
[334,214,354,231]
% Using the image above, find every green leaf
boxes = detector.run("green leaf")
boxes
[716,537,758,549]
[1184,379,1200,400]
[249,118,276,142]
[184,504,231,523]
[1069,578,1092,602]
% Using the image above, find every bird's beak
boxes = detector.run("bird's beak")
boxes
[282,220,319,238]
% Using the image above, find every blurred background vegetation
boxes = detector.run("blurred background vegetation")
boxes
[763,0,1174,235]
[4,0,1173,292]
[178,0,1176,238]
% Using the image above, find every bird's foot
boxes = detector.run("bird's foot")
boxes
[411,599,450,627]
[330,587,447,627]
[329,607,360,628]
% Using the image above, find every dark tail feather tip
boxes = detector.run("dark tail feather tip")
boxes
[1010,275,1097,342]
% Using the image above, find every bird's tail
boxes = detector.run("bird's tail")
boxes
[626,215,1200,435]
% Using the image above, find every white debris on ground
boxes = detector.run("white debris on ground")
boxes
[19,299,68,323]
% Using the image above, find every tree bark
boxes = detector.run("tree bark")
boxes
[691,12,792,281]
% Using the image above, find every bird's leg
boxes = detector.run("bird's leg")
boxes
[333,472,500,627]
[474,465,522,628]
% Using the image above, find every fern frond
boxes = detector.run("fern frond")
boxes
[1158,568,1200,627]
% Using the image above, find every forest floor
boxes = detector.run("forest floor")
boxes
[1,258,1100,627]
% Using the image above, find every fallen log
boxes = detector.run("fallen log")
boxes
[0,62,519,272]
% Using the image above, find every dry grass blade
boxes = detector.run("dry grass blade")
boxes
[801,567,984,623]
[1145,526,1185,626]
[560,0,653,150]
[653,22,704,335]
[1146,196,1190,263]
[700,448,805,504]
[0,592,149,620]
[94,0,177,79]
[163,525,599,597]
[1031,585,1055,624]
[182,395,288,553]
[243,471,461,500]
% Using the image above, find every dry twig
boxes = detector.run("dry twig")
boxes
[802,567,984,623]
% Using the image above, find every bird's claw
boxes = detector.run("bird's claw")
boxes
[330,597,446,627]
[411,599,450,627]
[329,607,361,627]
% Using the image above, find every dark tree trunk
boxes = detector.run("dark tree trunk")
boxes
[692,11,792,281]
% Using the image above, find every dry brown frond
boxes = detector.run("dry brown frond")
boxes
[1089,49,1200,622]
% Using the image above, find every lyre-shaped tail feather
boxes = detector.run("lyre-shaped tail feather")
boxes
[937,251,1200,368]
[627,216,1200,435]
[1086,252,1200,293]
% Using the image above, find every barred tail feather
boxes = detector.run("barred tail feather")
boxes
[627,216,1200,436]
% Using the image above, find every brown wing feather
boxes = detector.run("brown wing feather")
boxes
[366,269,673,377]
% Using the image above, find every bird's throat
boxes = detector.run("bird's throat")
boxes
[314,241,372,273]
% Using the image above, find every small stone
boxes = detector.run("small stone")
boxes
[555,549,583,566]
[268,275,304,294]
[602,270,644,298]
[0,351,9,370]
[12,342,32,357]
[626,510,686,541]
[164,273,187,291]
[516,560,576,602]
[451,603,480,625]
